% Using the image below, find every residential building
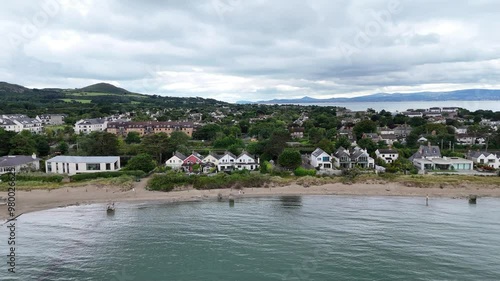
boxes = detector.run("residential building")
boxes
[310,148,333,170]
[332,147,375,169]
[46,156,120,175]
[202,152,222,166]
[466,151,499,169]
[394,125,412,138]
[38,114,66,125]
[74,118,108,134]
[0,115,43,133]
[234,151,259,171]
[107,121,194,137]
[379,134,398,145]
[403,112,423,118]
[409,144,472,171]
[165,152,187,170]
[218,152,237,171]
[289,127,305,139]
[375,149,399,164]
[456,134,475,145]
[182,152,203,172]
[0,154,40,174]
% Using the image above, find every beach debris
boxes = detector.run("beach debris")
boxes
[468,195,477,204]
[217,193,223,201]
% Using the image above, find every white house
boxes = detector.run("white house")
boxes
[0,115,43,134]
[46,156,121,175]
[466,151,499,169]
[202,152,222,166]
[375,149,399,164]
[332,147,375,169]
[0,154,40,174]
[217,152,237,171]
[165,152,187,170]
[74,118,108,134]
[310,148,332,170]
[234,152,259,171]
[410,145,472,171]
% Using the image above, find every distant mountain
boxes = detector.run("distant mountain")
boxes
[76,83,133,95]
[257,89,500,104]
[0,82,31,94]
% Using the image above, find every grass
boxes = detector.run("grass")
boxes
[60,99,92,104]
[66,91,147,98]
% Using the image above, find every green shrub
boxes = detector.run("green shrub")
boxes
[0,173,64,183]
[294,167,317,177]
[148,173,194,192]
[70,170,145,182]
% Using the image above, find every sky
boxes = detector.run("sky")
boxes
[1,0,500,103]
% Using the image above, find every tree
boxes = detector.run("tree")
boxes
[353,120,377,140]
[57,141,69,155]
[169,131,190,153]
[125,153,156,173]
[357,138,378,155]
[264,130,290,160]
[278,149,302,170]
[335,136,352,150]
[33,134,51,156]
[317,138,334,154]
[192,124,222,141]
[140,133,170,163]
[10,131,36,155]
[125,132,141,144]
[80,132,119,156]
[308,127,326,144]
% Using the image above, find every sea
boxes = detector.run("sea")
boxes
[2,196,500,281]
[275,100,500,112]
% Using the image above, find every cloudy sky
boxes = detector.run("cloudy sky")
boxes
[1,0,500,102]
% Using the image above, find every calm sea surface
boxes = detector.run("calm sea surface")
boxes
[2,196,500,281]
[277,101,500,112]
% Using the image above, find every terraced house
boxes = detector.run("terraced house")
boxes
[107,121,194,137]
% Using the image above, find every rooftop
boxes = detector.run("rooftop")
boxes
[46,156,120,163]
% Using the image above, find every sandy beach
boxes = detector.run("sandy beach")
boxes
[2,177,500,221]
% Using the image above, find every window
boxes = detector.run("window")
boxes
[86,163,100,170]
[76,164,79,171]
[106,163,111,170]
[47,163,52,172]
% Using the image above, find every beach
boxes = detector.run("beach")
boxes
[2,177,500,221]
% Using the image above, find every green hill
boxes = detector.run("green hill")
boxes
[77,83,133,95]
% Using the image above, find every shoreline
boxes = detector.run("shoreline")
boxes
[2,180,500,221]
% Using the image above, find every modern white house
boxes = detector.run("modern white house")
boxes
[46,156,121,175]
[165,152,187,170]
[310,148,332,170]
[74,118,108,134]
[234,152,259,171]
[332,147,375,169]
[466,151,499,169]
[0,154,40,174]
[375,149,399,164]
[217,152,237,171]
[410,145,472,171]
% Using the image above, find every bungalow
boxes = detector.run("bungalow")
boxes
[0,154,40,174]
[409,144,472,171]
[46,156,120,175]
[466,151,499,169]
[375,149,399,164]
[165,152,187,170]
[234,151,259,171]
[310,148,332,170]
[218,151,237,172]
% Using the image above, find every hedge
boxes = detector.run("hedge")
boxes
[0,174,64,183]
[294,167,317,177]
[70,170,146,182]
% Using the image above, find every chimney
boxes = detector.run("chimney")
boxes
[428,142,431,148]
[32,153,37,159]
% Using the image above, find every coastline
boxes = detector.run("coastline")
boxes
[2,180,500,221]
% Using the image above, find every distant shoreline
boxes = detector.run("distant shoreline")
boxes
[2,180,499,221]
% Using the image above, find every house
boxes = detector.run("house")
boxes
[234,151,259,171]
[410,144,472,171]
[202,152,222,166]
[289,127,305,139]
[182,152,203,172]
[107,121,194,137]
[375,149,399,164]
[310,148,333,170]
[394,125,412,138]
[74,118,108,134]
[217,151,237,171]
[0,115,43,134]
[165,152,187,170]
[38,114,66,125]
[379,134,398,145]
[428,107,442,113]
[0,154,40,174]
[455,127,468,134]
[456,134,475,145]
[332,147,352,169]
[442,107,459,113]
[362,133,380,142]
[46,156,121,175]
[466,151,499,169]
[404,112,423,118]
[332,147,375,169]
[350,147,375,169]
